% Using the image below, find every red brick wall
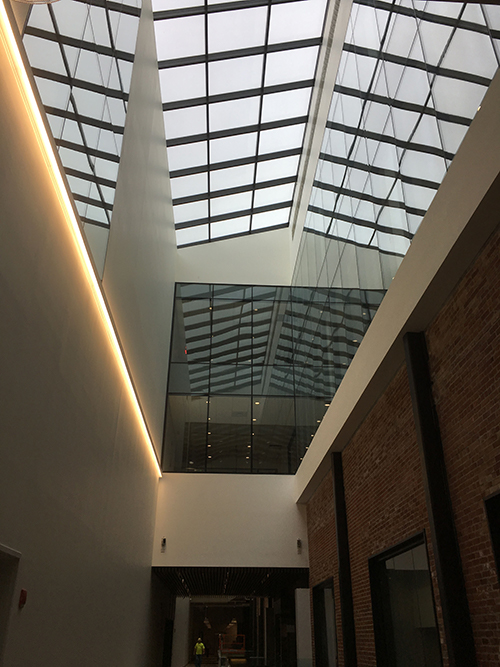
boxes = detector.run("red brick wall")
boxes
[427,226,500,667]
[305,223,500,666]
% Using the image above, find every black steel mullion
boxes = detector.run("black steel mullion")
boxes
[24,26,135,62]
[47,4,111,225]
[303,226,406,257]
[403,332,477,667]
[45,105,124,135]
[32,68,128,101]
[166,115,308,147]
[325,121,455,161]
[158,37,321,68]
[154,0,305,21]
[175,199,293,229]
[317,153,440,190]
[173,175,296,206]
[81,216,110,229]
[169,146,301,178]
[162,79,313,111]
[204,0,211,240]
[55,138,120,163]
[103,4,128,114]
[74,0,141,18]
[354,0,500,39]
[64,166,116,189]
[178,222,288,247]
[308,205,414,240]
[73,192,114,211]
[249,0,273,232]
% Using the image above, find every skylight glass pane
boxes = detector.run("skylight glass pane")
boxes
[113,14,140,53]
[259,124,305,155]
[28,5,53,31]
[211,217,250,238]
[209,56,264,95]
[174,200,209,223]
[254,183,295,208]
[168,141,208,170]
[23,36,66,75]
[153,0,200,10]
[252,207,290,230]
[255,155,300,183]
[211,192,252,217]
[171,173,208,200]
[160,64,206,103]
[94,158,119,181]
[176,225,209,245]
[261,88,312,123]
[209,97,260,132]
[265,47,319,87]
[210,133,258,164]
[269,0,327,44]
[34,77,70,111]
[87,6,111,48]
[210,164,255,191]
[165,105,207,140]
[208,7,267,52]
[155,16,205,61]
[51,2,89,40]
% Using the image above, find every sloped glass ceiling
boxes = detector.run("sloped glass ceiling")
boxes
[153,0,329,246]
[23,0,142,229]
[303,0,500,260]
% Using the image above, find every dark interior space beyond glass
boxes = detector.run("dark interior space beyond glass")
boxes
[163,283,385,473]
[312,579,337,667]
[369,535,442,667]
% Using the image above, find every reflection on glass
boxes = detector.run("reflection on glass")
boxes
[163,283,385,473]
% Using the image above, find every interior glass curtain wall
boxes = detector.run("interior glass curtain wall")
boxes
[293,0,500,287]
[23,0,142,231]
[163,283,384,474]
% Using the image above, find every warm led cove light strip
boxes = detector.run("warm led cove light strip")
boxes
[0,3,162,478]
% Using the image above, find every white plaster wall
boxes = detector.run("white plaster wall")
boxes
[171,597,191,667]
[153,475,309,567]
[176,227,291,286]
[102,0,177,456]
[295,588,313,667]
[0,13,160,667]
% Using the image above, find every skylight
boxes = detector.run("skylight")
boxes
[152,0,329,246]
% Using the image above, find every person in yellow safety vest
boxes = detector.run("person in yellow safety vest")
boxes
[194,637,205,667]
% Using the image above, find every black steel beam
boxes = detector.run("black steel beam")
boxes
[403,332,477,667]
[331,452,357,667]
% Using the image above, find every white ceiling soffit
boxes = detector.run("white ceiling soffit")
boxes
[153,0,329,246]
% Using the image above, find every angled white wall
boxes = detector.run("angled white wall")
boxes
[102,0,177,456]
[153,474,309,568]
[176,227,292,286]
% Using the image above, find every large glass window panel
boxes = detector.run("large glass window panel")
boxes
[174,200,208,224]
[261,88,312,123]
[164,395,209,472]
[208,7,267,52]
[155,16,205,61]
[385,12,418,60]
[209,366,253,394]
[210,133,258,163]
[23,35,66,75]
[252,207,291,230]
[33,77,71,111]
[208,55,264,96]
[169,362,210,394]
[210,164,255,191]
[87,6,111,48]
[255,155,300,183]
[264,47,319,87]
[253,183,295,209]
[165,106,207,140]
[209,97,260,132]
[28,5,54,31]
[170,173,208,200]
[432,77,487,119]
[51,1,90,40]
[113,14,140,53]
[211,216,251,238]
[207,396,252,472]
[153,0,200,10]
[369,538,442,667]
[176,225,209,245]
[268,0,327,44]
[258,124,305,155]
[167,141,207,171]
[210,192,252,217]
[251,396,296,474]
[159,64,206,103]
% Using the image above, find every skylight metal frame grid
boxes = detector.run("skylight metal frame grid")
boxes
[153,0,329,246]
[303,0,500,259]
[23,0,141,230]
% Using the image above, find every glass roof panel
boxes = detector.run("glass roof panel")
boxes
[171,173,208,200]
[209,56,264,96]
[208,7,268,52]
[176,225,209,245]
[252,207,290,230]
[254,183,296,208]
[154,0,328,245]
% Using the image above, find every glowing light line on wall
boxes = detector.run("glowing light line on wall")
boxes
[0,2,162,478]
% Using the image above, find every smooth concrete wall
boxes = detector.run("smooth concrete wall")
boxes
[153,475,309,567]
[176,227,291,286]
[0,14,160,667]
[171,597,191,667]
[103,0,177,456]
[295,68,500,503]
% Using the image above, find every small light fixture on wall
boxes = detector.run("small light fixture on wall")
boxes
[297,539,302,554]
